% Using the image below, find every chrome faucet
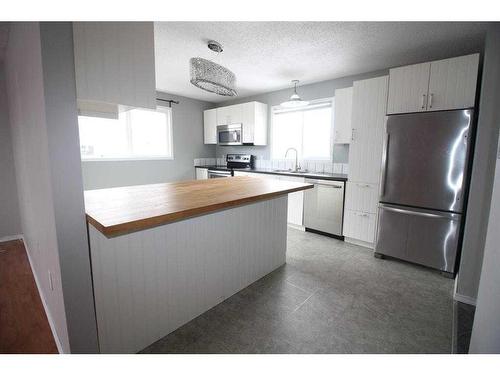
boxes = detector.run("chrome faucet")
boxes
[285,148,300,172]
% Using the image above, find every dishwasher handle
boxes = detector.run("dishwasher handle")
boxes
[305,179,344,189]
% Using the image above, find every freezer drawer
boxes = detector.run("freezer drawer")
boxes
[375,204,461,273]
[304,179,344,236]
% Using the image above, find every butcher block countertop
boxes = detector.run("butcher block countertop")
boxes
[84,176,313,237]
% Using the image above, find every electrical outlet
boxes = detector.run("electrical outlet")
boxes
[48,271,54,291]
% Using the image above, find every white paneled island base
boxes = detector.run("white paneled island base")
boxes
[88,196,288,353]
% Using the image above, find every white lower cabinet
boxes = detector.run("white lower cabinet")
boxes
[345,182,379,214]
[195,168,208,180]
[234,171,304,226]
[343,210,377,244]
[279,175,305,227]
[234,171,264,178]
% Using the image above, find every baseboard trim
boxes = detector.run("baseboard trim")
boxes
[454,292,477,306]
[0,234,23,243]
[453,279,477,306]
[345,237,374,249]
[21,236,65,353]
[287,223,305,231]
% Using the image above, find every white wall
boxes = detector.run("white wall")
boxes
[456,25,500,304]
[469,134,500,353]
[5,22,99,353]
[469,25,500,354]
[0,62,21,239]
[80,92,215,190]
[5,22,70,352]
[39,22,99,353]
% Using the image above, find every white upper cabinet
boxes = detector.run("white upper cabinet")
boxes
[387,62,431,114]
[241,102,268,145]
[387,53,479,114]
[216,104,243,126]
[73,22,156,110]
[203,109,217,144]
[427,54,480,111]
[207,101,268,145]
[333,87,353,144]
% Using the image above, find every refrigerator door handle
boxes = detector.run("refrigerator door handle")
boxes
[379,204,460,221]
[380,132,390,197]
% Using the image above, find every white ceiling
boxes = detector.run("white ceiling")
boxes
[154,22,489,103]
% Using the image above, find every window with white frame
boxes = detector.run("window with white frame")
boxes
[271,99,333,160]
[78,106,173,160]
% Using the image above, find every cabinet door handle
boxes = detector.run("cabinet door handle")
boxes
[356,213,369,218]
[421,94,427,109]
[428,93,434,109]
[351,128,355,141]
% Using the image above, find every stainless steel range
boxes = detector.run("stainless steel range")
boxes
[207,154,255,178]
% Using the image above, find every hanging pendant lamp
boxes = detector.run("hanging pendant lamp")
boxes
[280,80,309,108]
[190,40,237,97]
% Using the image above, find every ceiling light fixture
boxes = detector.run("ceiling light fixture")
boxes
[190,40,237,97]
[280,80,309,108]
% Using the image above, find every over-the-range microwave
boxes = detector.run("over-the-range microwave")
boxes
[217,124,243,146]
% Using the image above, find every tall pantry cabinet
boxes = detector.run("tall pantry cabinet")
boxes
[343,76,389,248]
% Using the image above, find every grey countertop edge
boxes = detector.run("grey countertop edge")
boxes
[195,165,348,181]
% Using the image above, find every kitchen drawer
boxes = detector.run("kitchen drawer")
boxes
[375,204,461,273]
[345,182,379,214]
[343,209,377,244]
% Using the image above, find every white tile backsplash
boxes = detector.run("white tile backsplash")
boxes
[194,156,349,176]
[342,164,349,174]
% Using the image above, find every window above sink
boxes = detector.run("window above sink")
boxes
[271,98,333,161]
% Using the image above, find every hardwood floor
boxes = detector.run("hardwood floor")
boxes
[0,239,58,354]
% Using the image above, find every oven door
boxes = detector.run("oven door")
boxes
[217,124,243,145]
[208,170,233,178]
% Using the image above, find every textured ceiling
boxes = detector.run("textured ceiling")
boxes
[154,21,489,103]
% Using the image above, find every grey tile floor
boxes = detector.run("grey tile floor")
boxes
[141,228,454,354]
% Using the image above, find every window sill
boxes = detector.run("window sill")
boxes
[81,157,174,162]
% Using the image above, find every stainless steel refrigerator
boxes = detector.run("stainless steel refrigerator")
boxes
[375,109,474,276]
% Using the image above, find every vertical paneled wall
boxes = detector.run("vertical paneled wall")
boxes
[89,196,288,353]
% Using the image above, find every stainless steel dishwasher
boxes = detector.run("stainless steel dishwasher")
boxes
[303,179,345,238]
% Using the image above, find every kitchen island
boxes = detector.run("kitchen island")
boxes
[85,176,312,353]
